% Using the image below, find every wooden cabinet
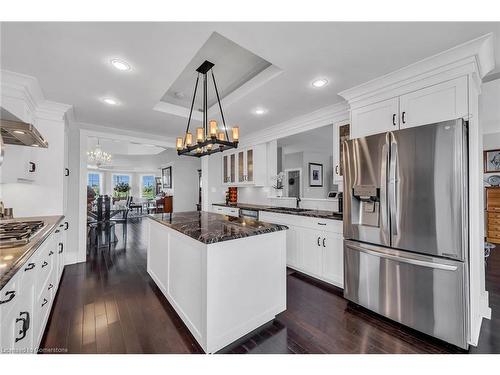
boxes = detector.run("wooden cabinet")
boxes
[259,211,344,288]
[222,144,267,186]
[486,187,500,244]
[351,97,399,138]
[350,76,468,138]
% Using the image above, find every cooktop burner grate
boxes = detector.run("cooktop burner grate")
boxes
[0,220,45,248]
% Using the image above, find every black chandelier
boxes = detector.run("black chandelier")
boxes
[176,60,239,157]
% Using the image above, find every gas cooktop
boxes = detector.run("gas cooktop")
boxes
[0,220,45,248]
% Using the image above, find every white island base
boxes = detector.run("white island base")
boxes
[147,217,287,353]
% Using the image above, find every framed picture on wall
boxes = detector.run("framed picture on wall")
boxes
[309,163,323,187]
[484,149,500,173]
[162,166,172,189]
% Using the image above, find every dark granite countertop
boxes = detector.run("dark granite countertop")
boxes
[0,215,65,290]
[212,203,343,221]
[148,211,288,244]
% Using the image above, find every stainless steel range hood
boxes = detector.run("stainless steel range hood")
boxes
[0,107,48,148]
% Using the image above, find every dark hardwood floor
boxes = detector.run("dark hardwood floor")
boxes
[40,218,500,354]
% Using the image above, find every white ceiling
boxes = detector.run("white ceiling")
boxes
[87,137,165,155]
[1,22,499,140]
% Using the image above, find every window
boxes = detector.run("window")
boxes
[112,174,131,198]
[141,175,155,199]
[87,172,101,195]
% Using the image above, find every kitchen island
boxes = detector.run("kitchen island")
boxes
[146,211,288,353]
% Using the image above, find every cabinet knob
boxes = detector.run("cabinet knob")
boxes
[15,311,30,342]
[0,291,16,304]
[24,263,35,271]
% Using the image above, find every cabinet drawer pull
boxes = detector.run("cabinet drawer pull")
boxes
[24,263,35,271]
[42,298,48,307]
[55,229,60,233]
[49,251,54,256]
[317,223,327,226]
[58,243,64,254]
[29,162,36,173]
[15,311,30,342]
[335,165,339,175]
[402,111,406,124]
[48,283,54,290]
[392,113,396,126]
[0,291,15,304]
[64,222,69,230]
[42,261,48,268]
[65,168,70,176]
[323,238,326,247]
[317,237,321,246]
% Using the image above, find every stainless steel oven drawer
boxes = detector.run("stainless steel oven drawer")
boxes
[344,240,467,349]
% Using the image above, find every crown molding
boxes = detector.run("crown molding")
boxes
[77,121,176,149]
[1,69,72,121]
[239,101,349,147]
[339,33,496,106]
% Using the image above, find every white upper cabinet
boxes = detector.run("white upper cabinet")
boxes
[399,76,468,129]
[350,97,399,138]
[222,144,267,186]
[332,122,350,186]
[350,76,469,138]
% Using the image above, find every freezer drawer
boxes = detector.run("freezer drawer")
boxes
[344,240,467,349]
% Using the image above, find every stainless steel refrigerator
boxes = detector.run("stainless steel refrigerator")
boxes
[342,119,469,349]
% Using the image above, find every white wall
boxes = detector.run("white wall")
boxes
[154,149,201,212]
[481,78,500,185]
[480,79,500,135]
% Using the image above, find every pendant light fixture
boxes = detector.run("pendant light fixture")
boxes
[87,138,112,168]
[176,60,239,157]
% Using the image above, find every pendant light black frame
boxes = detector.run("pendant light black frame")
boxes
[177,60,238,157]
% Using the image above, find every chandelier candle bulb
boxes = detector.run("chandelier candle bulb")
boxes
[232,126,240,142]
[209,120,218,137]
[196,127,204,143]
[176,60,240,157]
[185,132,193,146]
[176,137,183,150]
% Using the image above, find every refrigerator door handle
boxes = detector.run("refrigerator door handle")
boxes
[380,138,390,243]
[389,135,399,237]
[346,241,458,271]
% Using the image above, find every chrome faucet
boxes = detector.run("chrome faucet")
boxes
[296,196,301,209]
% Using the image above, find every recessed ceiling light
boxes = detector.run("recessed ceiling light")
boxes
[13,130,26,135]
[110,58,131,71]
[312,78,328,88]
[254,108,267,115]
[103,98,119,105]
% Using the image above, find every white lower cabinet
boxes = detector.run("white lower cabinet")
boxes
[211,205,239,217]
[0,223,65,354]
[259,211,344,288]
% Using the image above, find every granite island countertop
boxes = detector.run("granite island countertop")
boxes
[212,202,343,221]
[0,215,65,290]
[148,211,288,244]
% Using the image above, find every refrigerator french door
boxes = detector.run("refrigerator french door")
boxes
[342,119,469,349]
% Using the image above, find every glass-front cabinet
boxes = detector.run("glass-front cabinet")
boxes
[222,145,265,186]
[333,122,350,185]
